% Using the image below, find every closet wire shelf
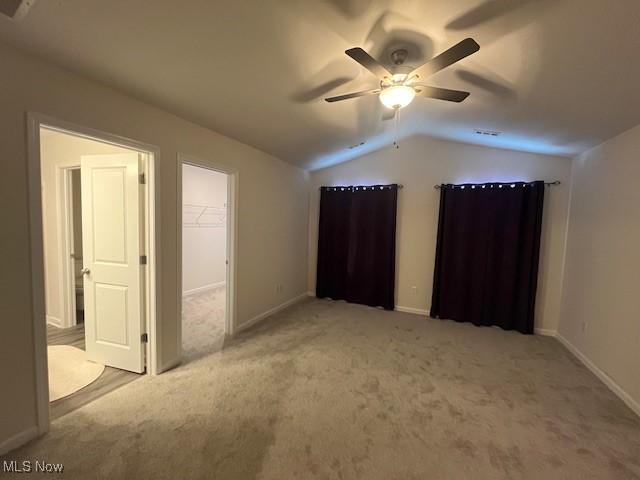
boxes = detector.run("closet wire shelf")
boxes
[183,204,227,228]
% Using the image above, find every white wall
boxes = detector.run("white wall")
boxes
[558,123,640,412]
[308,135,572,333]
[182,164,227,294]
[40,129,131,326]
[0,40,309,452]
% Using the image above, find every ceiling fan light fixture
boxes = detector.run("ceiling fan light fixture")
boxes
[379,85,415,109]
[391,73,408,83]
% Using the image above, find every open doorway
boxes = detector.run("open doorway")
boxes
[69,168,84,326]
[180,161,234,360]
[38,125,153,419]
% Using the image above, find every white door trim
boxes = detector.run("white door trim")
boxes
[176,153,238,363]
[26,112,162,438]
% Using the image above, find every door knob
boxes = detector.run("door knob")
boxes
[81,267,91,275]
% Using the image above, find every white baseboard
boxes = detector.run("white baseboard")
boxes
[395,305,430,316]
[0,425,38,456]
[556,333,640,417]
[308,295,430,317]
[46,315,62,327]
[237,292,308,333]
[183,281,225,297]
[534,328,557,336]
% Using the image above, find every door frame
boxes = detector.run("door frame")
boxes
[26,112,162,437]
[177,153,238,359]
[59,165,81,328]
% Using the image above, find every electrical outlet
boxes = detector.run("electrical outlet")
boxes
[276,284,283,293]
[411,286,417,295]
[581,321,587,333]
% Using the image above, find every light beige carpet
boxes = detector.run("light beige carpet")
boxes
[182,286,226,360]
[47,345,105,401]
[5,299,640,479]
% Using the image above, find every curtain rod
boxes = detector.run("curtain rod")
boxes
[319,184,404,190]
[433,181,561,190]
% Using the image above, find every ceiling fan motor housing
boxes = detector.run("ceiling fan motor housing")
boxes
[390,49,413,75]
[390,49,409,65]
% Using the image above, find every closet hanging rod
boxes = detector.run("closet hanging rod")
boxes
[183,203,226,209]
[319,184,403,190]
[433,181,561,190]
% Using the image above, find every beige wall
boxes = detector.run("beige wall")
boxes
[0,41,309,449]
[182,164,227,294]
[558,124,640,409]
[40,129,131,326]
[308,135,572,332]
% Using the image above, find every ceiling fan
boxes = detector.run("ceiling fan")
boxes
[325,38,480,111]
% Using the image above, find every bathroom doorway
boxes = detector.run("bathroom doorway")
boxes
[38,125,153,419]
[66,167,84,326]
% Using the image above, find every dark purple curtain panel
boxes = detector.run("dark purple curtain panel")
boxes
[316,185,398,310]
[316,187,352,301]
[430,181,545,334]
[345,185,398,310]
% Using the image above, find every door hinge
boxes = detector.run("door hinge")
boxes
[139,173,146,184]
[140,255,147,265]
[141,333,148,343]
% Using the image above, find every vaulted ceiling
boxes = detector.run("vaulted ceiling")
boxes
[1,0,640,169]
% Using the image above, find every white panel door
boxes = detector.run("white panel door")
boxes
[81,153,145,373]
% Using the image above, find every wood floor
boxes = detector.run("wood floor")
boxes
[47,323,140,420]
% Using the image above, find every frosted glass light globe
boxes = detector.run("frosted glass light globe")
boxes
[379,85,416,109]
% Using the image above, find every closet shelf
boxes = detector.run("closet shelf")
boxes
[183,203,227,228]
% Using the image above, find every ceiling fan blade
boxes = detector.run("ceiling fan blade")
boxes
[416,86,470,103]
[292,76,354,103]
[325,89,380,103]
[455,69,516,99]
[345,48,391,79]
[410,38,480,79]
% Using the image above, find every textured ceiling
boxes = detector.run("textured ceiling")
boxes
[1,0,640,169]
